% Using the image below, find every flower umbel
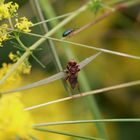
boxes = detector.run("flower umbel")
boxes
[0,61,33,139]
[0,2,18,20]
[0,24,10,47]
[9,51,32,74]
[15,17,33,33]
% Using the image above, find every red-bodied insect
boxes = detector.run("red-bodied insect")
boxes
[65,60,80,90]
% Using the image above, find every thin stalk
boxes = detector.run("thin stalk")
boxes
[31,0,62,71]
[5,25,140,60]
[34,128,104,140]
[16,36,45,68]
[33,118,140,127]
[14,33,140,61]
[31,53,46,68]
[24,79,140,111]
[32,0,71,94]
[32,12,74,27]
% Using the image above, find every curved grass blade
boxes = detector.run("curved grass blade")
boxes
[34,127,104,140]
[1,52,101,94]
[33,118,140,127]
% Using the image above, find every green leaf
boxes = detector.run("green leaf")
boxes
[89,0,102,14]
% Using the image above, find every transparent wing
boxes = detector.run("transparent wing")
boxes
[79,52,102,69]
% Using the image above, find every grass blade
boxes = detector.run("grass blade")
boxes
[34,127,104,140]
[33,118,140,127]
[24,79,140,111]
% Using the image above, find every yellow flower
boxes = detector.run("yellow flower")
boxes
[9,52,16,61]
[0,63,34,140]
[20,60,32,74]
[0,93,34,140]
[9,52,32,75]
[9,51,31,74]
[0,24,9,47]
[0,2,18,20]
[0,63,21,91]
[9,51,20,62]
[15,17,33,33]
[0,62,31,92]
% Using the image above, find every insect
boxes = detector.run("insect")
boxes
[2,52,101,94]
[62,28,75,37]
[65,60,80,90]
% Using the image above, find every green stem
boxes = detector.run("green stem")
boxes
[16,36,46,68]
[32,12,74,27]
[13,33,140,60]
[33,118,140,127]
[31,53,46,68]
[34,128,104,140]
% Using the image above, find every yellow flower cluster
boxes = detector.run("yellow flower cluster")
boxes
[0,94,33,140]
[0,62,34,140]
[15,17,33,33]
[0,24,9,47]
[9,52,31,74]
[0,63,21,90]
[0,2,18,20]
[0,2,34,139]
[0,1,33,46]
[20,59,32,74]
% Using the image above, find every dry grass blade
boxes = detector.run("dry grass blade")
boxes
[24,79,140,111]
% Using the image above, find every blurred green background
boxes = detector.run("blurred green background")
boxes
[1,0,140,139]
